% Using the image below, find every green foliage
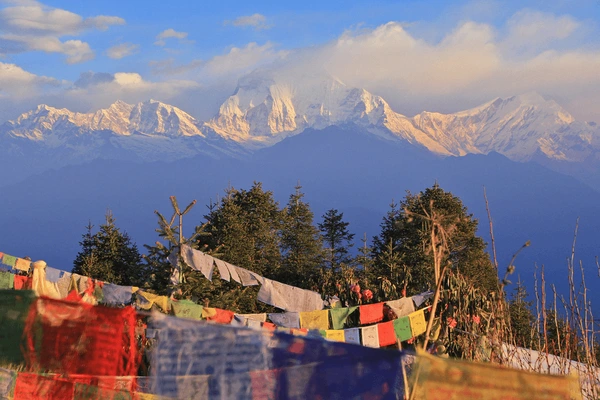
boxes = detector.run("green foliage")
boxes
[72,211,146,286]
[279,185,325,290]
[508,278,535,348]
[318,209,355,271]
[371,184,499,296]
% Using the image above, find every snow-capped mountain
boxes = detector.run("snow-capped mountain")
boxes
[4,99,203,141]
[203,74,600,162]
[1,74,599,170]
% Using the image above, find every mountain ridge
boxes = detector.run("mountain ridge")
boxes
[1,75,599,182]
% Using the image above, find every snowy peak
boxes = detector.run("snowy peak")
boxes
[2,100,204,140]
[204,73,404,147]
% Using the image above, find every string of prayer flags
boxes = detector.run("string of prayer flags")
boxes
[213,258,230,282]
[409,309,427,337]
[180,244,214,281]
[412,291,433,307]
[359,302,384,325]
[170,299,203,320]
[330,306,358,329]
[325,330,345,342]
[102,283,134,306]
[23,297,139,377]
[299,309,329,330]
[247,319,262,330]
[394,316,413,342]
[377,320,397,347]
[235,266,261,286]
[257,277,323,312]
[344,328,361,345]
[14,258,31,272]
[386,297,415,318]
[410,348,583,400]
[55,272,72,298]
[136,291,170,312]
[14,372,75,400]
[14,275,30,290]
[44,266,63,283]
[1,254,16,268]
[225,262,241,283]
[268,312,300,328]
[360,325,380,348]
[238,313,267,322]
[205,308,234,324]
[262,321,277,331]
[31,261,61,299]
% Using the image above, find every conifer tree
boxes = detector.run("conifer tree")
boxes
[318,209,355,271]
[508,277,535,348]
[200,182,283,278]
[72,211,145,286]
[372,184,498,295]
[279,185,325,289]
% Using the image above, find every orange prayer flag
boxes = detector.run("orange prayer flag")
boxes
[359,303,384,325]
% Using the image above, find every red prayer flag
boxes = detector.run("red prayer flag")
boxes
[14,372,74,400]
[359,303,384,325]
[14,275,31,290]
[377,321,397,347]
[207,308,235,324]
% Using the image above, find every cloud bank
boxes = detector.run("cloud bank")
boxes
[1,8,600,124]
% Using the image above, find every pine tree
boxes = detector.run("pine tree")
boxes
[372,185,498,295]
[200,182,283,278]
[318,209,355,271]
[279,185,325,290]
[508,277,535,348]
[72,211,145,286]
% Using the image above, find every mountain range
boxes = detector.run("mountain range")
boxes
[0,74,599,307]
[1,75,599,183]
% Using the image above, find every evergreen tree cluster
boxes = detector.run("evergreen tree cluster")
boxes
[72,182,499,314]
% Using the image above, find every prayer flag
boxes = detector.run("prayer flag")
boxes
[344,328,361,345]
[325,330,345,342]
[299,309,329,330]
[329,306,358,330]
[361,325,380,348]
[394,316,413,341]
[359,303,384,325]
[409,309,427,337]
[377,321,397,347]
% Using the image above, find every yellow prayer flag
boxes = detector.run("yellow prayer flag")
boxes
[325,329,345,342]
[14,258,31,272]
[299,309,329,330]
[201,307,217,319]
[410,349,582,400]
[409,309,427,337]
[132,286,139,292]
[137,291,170,312]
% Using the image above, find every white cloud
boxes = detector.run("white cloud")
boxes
[227,13,271,30]
[202,42,286,79]
[149,58,203,76]
[0,1,124,63]
[0,61,60,97]
[106,43,139,59]
[154,28,188,46]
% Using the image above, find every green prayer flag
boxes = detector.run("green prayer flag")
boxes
[0,272,14,290]
[329,306,358,330]
[0,290,36,366]
[394,316,413,342]
[1,255,16,268]
[170,299,203,320]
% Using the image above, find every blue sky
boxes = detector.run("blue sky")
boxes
[1,0,600,122]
